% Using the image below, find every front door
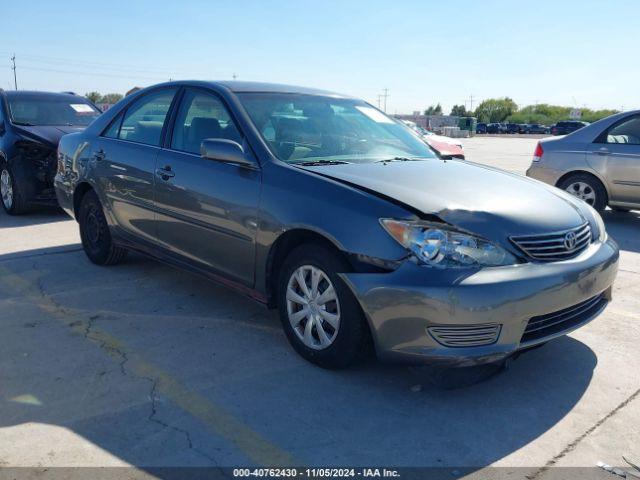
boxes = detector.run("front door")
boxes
[154,88,261,286]
[595,114,640,204]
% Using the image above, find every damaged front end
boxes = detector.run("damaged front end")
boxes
[13,139,59,203]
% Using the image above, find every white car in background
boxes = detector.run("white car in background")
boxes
[400,120,465,159]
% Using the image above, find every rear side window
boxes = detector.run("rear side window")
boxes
[117,89,177,146]
[171,89,242,154]
[606,115,640,145]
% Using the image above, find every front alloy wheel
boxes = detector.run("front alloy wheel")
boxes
[1,169,13,211]
[286,265,341,350]
[278,244,369,369]
[0,162,28,214]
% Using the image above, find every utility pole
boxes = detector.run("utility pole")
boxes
[11,53,17,90]
[468,94,475,112]
[377,94,383,109]
[381,88,389,112]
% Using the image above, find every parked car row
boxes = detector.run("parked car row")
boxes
[476,121,590,135]
[0,81,621,372]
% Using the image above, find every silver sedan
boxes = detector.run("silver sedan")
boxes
[527,110,640,212]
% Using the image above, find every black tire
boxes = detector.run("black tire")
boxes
[0,160,31,215]
[277,244,369,369]
[611,206,631,213]
[557,173,608,212]
[78,190,127,265]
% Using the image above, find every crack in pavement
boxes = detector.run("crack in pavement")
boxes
[146,376,222,467]
[30,261,222,466]
[0,260,300,467]
[527,386,640,479]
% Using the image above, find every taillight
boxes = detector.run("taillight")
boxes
[533,142,543,162]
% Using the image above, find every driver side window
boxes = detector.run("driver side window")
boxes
[605,116,640,145]
[171,90,242,155]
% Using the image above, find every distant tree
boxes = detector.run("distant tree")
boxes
[424,103,443,116]
[506,103,618,125]
[84,92,124,105]
[450,104,469,116]
[85,92,102,103]
[474,98,518,123]
[100,93,123,104]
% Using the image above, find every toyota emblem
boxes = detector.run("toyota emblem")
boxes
[564,231,577,250]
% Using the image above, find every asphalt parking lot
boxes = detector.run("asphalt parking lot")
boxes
[1,136,639,477]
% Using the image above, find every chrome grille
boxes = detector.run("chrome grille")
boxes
[428,324,501,347]
[510,223,591,262]
[521,293,607,344]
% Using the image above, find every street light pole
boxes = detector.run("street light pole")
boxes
[382,88,389,112]
[11,54,17,90]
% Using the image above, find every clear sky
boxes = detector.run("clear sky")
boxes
[1,0,638,114]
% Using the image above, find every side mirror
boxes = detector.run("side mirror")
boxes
[200,138,255,168]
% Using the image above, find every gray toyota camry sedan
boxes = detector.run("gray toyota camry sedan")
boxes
[54,81,619,369]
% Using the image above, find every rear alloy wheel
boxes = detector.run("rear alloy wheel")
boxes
[278,244,368,369]
[0,162,29,215]
[558,173,607,212]
[78,190,127,265]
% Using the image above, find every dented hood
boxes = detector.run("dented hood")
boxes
[299,159,588,242]
[14,125,85,148]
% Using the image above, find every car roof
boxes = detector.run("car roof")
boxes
[136,80,353,99]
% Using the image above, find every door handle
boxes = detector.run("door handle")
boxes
[594,148,609,156]
[155,165,175,180]
[93,149,106,161]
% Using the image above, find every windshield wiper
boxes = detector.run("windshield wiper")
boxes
[375,156,428,163]
[292,160,351,166]
[12,121,35,126]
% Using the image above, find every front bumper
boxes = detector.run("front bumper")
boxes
[341,237,619,366]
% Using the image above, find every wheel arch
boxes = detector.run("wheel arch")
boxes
[265,228,377,360]
[73,181,95,219]
[264,228,349,309]
[556,169,610,203]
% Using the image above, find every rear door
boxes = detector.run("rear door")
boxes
[95,88,178,243]
[154,87,261,286]
[596,114,640,204]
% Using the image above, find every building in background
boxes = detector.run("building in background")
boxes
[394,113,459,134]
[126,86,142,97]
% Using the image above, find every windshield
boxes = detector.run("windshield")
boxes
[238,93,435,164]
[8,96,101,126]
